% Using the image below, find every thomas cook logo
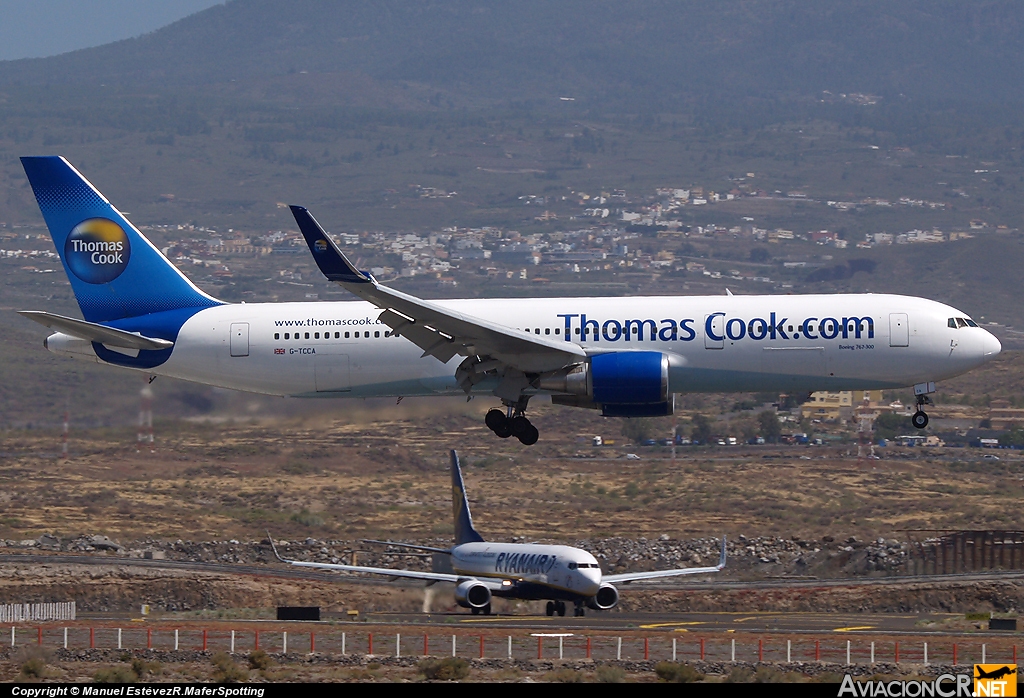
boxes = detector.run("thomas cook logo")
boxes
[64,218,131,284]
[314,239,328,253]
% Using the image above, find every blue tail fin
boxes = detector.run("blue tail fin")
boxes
[450,450,484,545]
[21,156,222,322]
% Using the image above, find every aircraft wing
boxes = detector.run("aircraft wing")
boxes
[17,310,174,351]
[359,539,452,554]
[603,536,726,584]
[268,535,460,583]
[290,206,585,395]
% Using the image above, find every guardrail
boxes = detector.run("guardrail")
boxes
[5,626,1018,666]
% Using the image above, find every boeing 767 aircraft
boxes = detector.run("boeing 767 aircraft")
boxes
[17,157,1001,444]
[270,450,726,616]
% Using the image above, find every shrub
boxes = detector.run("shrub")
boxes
[595,665,627,683]
[93,666,138,683]
[418,657,470,681]
[131,658,162,679]
[547,667,584,683]
[655,662,706,683]
[248,649,273,670]
[211,652,248,683]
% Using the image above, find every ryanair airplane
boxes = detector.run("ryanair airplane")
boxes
[18,157,1002,444]
[270,450,726,616]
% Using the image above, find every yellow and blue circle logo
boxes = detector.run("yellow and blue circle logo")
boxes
[64,218,131,284]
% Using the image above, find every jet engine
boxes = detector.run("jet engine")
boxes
[539,351,674,417]
[586,583,619,610]
[454,580,492,609]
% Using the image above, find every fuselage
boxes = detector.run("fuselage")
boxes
[46,293,1001,398]
[451,541,602,599]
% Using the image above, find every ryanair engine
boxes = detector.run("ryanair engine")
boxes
[538,351,674,417]
[586,583,619,610]
[454,580,492,609]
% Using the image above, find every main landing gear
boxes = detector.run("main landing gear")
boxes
[912,382,935,430]
[471,604,492,616]
[485,398,539,445]
[545,601,567,617]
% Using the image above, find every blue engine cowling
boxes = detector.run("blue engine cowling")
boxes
[591,352,671,417]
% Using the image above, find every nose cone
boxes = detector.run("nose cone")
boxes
[983,330,1002,359]
[581,569,601,595]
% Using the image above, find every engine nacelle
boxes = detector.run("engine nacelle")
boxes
[586,583,619,610]
[454,580,492,609]
[539,352,673,417]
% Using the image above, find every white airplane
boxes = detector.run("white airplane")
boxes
[270,450,727,616]
[17,157,1002,444]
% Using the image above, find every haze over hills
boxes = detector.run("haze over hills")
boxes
[1,0,1024,107]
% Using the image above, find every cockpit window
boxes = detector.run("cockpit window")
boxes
[948,318,957,329]
[965,318,979,327]
[956,318,968,328]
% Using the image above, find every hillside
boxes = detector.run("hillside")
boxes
[1,0,1024,106]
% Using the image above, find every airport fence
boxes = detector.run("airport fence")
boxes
[0,602,75,623]
[4,625,1019,666]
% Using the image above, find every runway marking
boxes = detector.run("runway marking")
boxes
[638,622,706,629]
[733,617,758,622]
[459,616,550,624]
[833,626,876,632]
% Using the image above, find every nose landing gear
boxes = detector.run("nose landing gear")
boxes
[485,398,539,445]
[912,381,936,430]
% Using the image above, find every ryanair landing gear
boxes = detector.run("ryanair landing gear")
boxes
[912,382,935,430]
[485,400,538,445]
[545,601,566,617]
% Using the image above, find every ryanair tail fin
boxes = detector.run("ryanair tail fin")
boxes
[20,156,222,323]
[450,450,484,545]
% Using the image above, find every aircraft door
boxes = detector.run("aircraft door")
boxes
[704,313,724,349]
[229,322,249,357]
[889,313,909,347]
[315,350,351,392]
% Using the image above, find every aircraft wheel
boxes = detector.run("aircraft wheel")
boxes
[546,601,555,616]
[556,601,566,617]
[510,415,531,437]
[494,420,513,438]
[485,408,506,432]
[517,423,539,446]
[471,607,480,615]
[484,603,492,616]
[912,411,929,429]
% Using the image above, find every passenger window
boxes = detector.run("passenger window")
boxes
[545,328,550,335]
[555,328,560,335]
[304,332,310,339]
[948,318,957,329]
[345,332,350,338]
[315,332,320,339]
[375,331,380,338]
[334,332,339,339]
[274,333,280,340]
[284,333,290,340]
[355,332,360,338]
[535,328,540,335]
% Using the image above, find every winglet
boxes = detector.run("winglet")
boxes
[289,206,372,284]
[266,530,287,563]
[717,536,727,570]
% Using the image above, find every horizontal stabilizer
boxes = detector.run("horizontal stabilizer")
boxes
[18,310,174,351]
